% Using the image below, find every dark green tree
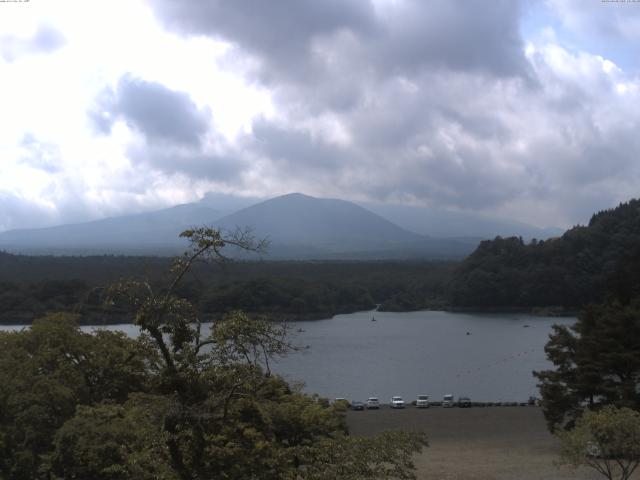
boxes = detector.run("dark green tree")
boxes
[534,300,640,431]
[50,394,176,480]
[0,313,155,480]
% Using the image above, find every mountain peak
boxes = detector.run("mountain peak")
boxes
[214,194,422,253]
[279,192,314,200]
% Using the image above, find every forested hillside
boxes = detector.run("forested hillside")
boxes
[0,254,454,324]
[450,199,640,309]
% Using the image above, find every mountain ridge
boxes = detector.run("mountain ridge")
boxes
[0,192,556,259]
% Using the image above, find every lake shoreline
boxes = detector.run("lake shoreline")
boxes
[0,305,578,326]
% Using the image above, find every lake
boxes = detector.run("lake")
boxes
[1,310,574,403]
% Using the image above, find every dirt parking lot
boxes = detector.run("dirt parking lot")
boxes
[346,406,636,480]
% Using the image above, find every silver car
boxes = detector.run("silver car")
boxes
[366,397,380,409]
[416,394,430,408]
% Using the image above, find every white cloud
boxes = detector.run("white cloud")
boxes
[0,0,273,231]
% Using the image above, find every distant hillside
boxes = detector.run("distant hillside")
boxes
[0,204,221,255]
[449,199,640,309]
[214,193,475,259]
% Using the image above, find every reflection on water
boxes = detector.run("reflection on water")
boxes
[1,310,574,402]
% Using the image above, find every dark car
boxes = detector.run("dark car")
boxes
[458,396,472,408]
[351,401,365,411]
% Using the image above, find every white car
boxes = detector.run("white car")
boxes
[366,397,380,409]
[443,394,454,408]
[390,396,405,409]
[416,394,430,408]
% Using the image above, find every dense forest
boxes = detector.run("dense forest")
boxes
[0,254,454,324]
[450,199,640,310]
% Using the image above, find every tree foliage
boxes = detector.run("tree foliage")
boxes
[0,227,427,479]
[0,313,156,480]
[557,406,640,480]
[534,300,640,431]
[450,198,640,309]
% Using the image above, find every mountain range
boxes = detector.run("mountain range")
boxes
[0,193,561,259]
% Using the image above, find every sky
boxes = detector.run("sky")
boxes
[1,0,640,232]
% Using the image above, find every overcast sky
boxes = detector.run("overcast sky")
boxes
[1,0,639,232]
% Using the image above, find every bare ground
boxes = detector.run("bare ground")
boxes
[346,406,637,480]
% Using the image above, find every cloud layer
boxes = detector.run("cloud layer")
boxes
[145,0,640,225]
[1,0,639,232]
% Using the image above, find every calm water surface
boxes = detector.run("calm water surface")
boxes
[1,310,574,403]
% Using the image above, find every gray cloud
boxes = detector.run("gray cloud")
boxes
[127,143,246,183]
[81,1,634,228]
[90,74,211,146]
[250,118,348,171]
[146,0,535,207]
[89,75,248,187]
[0,24,65,62]
[148,0,377,83]
[370,0,529,78]
[149,0,530,94]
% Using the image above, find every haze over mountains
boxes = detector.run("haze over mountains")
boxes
[360,203,562,240]
[0,193,560,259]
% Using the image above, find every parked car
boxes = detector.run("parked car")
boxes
[351,401,365,411]
[443,394,454,408]
[458,396,472,408]
[391,396,405,409]
[416,394,430,408]
[366,397,380,409]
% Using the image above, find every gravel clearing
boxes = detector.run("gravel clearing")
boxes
[346,406,637,480]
